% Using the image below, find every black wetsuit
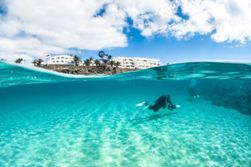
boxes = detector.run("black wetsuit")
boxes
[148,95,176,112]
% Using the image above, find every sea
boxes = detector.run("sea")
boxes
[0,61,251,167]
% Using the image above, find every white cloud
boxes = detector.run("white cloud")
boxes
[210,0,251,43]
[114,0,179,36]
[0,0,251,62]
[171,0,251,44]
[0,0,127,61]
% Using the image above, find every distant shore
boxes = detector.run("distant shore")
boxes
[40,64,135,75]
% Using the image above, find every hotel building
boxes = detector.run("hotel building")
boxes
[45,54,74,65]
[112,57,161,69]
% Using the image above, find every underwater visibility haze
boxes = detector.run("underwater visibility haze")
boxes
[0,62,251,166]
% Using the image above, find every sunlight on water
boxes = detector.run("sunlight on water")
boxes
[0,62,251,166]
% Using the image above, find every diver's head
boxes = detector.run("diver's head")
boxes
[189,79,197,88]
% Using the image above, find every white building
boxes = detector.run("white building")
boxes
[45,54,74,65]
[112,57,161,69]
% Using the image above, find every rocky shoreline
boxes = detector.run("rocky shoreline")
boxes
[41,65,134,75]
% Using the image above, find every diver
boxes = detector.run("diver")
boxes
[136,95,180,112]
[188,79,200,99]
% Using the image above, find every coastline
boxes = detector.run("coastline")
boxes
[0,61,109,78]
[1,60,250,79]
[40,64,135,76]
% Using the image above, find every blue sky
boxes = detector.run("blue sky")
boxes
[81,26,251,64]
[0,0,251,63]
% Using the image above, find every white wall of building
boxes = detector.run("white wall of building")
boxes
[45,55,74,65]
[112,57,161,69]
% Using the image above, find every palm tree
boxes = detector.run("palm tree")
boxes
[37,59,43,67]
[94,59,101,67]
[115,61,121,68]
[109,60,115,67]
[32,59,43,67]
[98,51,114,71]
[84,59,91,67]
[32,59,37,66]
[73,55,80,66]
[15,58,23,64]
[89,57,94,66]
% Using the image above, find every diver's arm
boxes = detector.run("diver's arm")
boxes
[166,95,181,110]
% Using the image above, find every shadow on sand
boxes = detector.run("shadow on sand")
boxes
[130,112,177,125]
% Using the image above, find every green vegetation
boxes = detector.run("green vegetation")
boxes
[109,60,115,67]
[41,51,127,75]
[84,59,91,67]
[73,55,81,66]
[15,51,130,75]
[33,59,43,67]
[94,59,101,67]
[115,61,121,68]
[15,58,23,64]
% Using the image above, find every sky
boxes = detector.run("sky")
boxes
[0,0,251,64]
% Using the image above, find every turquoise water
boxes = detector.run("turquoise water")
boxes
[0,62,251,167]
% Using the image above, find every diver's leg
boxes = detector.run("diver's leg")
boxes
[136,101,150,110]
[143,104,150,110]
[136,101,148,107]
